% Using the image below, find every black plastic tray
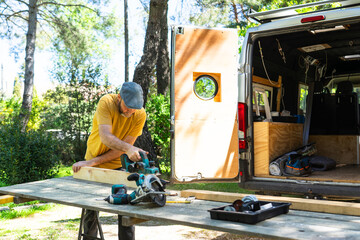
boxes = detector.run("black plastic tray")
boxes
[208,201,291,224]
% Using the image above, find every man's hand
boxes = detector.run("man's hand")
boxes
[126,146,147,162]
[72,161,93,173]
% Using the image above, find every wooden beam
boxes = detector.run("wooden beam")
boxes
[13,196,35,204]
[73,167,137,188]
[121,216,148,227]
[0,195,14,204]
[276,75,282,112]
[180,189,360,216]
[253,75,281,88]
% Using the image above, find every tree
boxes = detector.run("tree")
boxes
[156,0,170,95]
[19,0,37,132]
[0,0,102,132]
[133,0,168,161]
[190,0,272,28]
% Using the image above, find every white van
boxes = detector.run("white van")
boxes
[170,0,360,199]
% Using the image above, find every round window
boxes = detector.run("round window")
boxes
[193,75,218,100]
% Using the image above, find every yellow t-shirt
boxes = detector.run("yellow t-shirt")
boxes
[85,94,146,169]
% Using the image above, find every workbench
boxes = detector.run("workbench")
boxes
[1,176,360,240]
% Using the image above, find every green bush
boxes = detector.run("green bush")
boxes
[42,81,115,165]
[0,95,46,130]
[0,121,60,185]
[146,93,171,173]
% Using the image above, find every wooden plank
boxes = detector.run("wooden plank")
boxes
[252,75,281,88]
[0,195,14,204]
[254,122,270,175]
[73,167,137,188]
[181,189,360,216]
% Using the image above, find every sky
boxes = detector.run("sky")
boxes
[0,0,195,97]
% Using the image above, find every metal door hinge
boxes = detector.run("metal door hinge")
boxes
[176,26,184,35]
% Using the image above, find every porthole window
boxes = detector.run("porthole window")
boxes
[193,75,218,100]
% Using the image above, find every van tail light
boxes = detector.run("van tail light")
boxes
[301,15,325,23]
[238,102,247,149]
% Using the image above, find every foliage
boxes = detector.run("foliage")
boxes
[54,165,73,178]
[0,94,46,130]
[194,76,218,99]
[190,0,272,28]
[0,121,60,185]
[260,0,339,12]
[146,93,171,173]
[12,77,21,98]
[39,1,121,164]
[42,65,115,164]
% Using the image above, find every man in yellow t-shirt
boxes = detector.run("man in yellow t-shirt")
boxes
[72,82,147,172]
[72,82,146,240]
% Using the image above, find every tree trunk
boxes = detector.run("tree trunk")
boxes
[156,0,170,95]
[19,0,37,132]
[124,0,129,82]
[133,0,166,162]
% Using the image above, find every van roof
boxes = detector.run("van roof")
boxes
[249,0,360,23]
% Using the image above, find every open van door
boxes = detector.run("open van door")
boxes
[170,26,239,182]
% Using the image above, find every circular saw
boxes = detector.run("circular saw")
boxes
[128,173,168,207]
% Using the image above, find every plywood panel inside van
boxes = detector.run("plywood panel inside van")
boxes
[254,122,303,176]
[308,135,358,165]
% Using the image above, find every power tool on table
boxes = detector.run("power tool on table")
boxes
[121,152,159,175]
[104,173,169,207]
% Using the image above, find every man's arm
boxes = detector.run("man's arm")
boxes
[98,124,144,161]
[72,134,139,173]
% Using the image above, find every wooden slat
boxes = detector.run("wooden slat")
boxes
[73,167,137,188]
[0,195,14,204]
[253,75,281,88]
[181,189,360,216]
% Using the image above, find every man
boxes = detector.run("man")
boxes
[72,81,147,240]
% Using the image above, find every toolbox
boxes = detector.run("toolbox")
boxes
[208,201,291,224]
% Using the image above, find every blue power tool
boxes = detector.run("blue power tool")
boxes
[104,174,168,207]
[120,152,159,175]
[104,184,131,204]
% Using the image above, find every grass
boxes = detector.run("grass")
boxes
[54,165,73,178]
[0,165,73,221]
[0,203,55,220]
[168,182,254,194]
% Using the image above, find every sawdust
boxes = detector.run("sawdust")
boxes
[0,204,266,240]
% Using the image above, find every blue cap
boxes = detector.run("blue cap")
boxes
[120,82,144,109]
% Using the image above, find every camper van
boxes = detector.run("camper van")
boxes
[170,0,360,199]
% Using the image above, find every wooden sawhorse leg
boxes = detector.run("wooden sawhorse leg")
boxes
[78,208,105,240]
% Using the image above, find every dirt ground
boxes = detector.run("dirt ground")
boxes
[0,204,266,240]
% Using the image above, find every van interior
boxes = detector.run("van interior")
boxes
[251,21,360,184]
